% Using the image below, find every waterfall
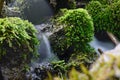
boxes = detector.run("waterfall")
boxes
[31,30,58,64]
[26,33,58,80]
[38,33,53,63]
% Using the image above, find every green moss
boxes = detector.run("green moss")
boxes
[51,9,96,72]
[0,17,39,64]
[68,51,97,68]
[51,60,67,73]
[58,8,94,52]
[86,1,105,32]
[104,1,120,39]
[86,0,120,39]
[91,0,119,5]
[52,45,120,80]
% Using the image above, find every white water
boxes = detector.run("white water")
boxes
[90,37,115,55]
[35,32,58,64]
[38,34,51,62]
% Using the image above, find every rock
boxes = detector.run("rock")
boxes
[2,6,21,17]
[95,31,111,42]
[1,67,26,80]
[0,67,4,80]
[26,62,54,80]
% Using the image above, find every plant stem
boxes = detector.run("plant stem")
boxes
[0,0,4,16]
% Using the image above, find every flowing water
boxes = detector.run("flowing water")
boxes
[90,37,115,55]
[4,0,117,79]
[7,0,54,24]
[26,32,58,80]
[23,0,54,24]
[37,33,58,63]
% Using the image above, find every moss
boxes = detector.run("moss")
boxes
[51,60,67,73]
[86,0,120,39]
[0,17,39,66]
[50,9,96,73]
[57,8,94,53]
[52,45,120,80]
[68,51,97,68]
[91,0,119,5]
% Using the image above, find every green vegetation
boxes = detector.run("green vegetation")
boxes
[57,8,94,52]
[50,1,120,80]
[0,17,39,63]
[68,51,97,67]
[50,47,120,80]
[50,8,96,74]
[52,60,67,73]
[85,1,102,31]
[92,0,119,5]
[86,0,120,39]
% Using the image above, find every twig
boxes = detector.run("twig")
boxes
[107,32,119,46]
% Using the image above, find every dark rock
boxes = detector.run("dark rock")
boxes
[26,62,54,80]
[0,67,4,80]
[95,30,112,42]
[49,26,74,62]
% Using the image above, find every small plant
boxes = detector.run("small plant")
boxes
[0,17,39,65]
[68,51,97,68]
[51,60,67,73]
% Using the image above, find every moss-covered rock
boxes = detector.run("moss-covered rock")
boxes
[86,0,120,39]
[85,1,102,31]
[0,17,39,67]
[57,8,94,52]
[50,8,95,63]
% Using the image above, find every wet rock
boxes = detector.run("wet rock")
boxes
[1,67,26,80]
[0,67,4,80]
[2,6,21,17]
[95,31,112,42]
[26,62,54,80]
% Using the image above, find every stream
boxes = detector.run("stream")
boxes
[90,36,115,55]
[1,0,117,80]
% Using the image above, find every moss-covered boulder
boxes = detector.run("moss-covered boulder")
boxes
[50,8,95,61]
[58,8,94,52]
[86,0,120,39]
[85,1,102,31]
[0,17,39,67]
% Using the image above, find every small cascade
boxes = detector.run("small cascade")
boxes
[37,33,57,63]
[26,30,58,80]
[35,23,58,63]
